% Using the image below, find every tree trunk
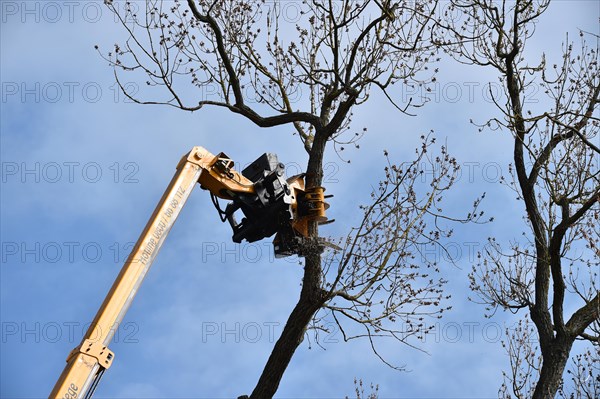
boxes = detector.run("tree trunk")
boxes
[248,293,324,398]
[532,338,574,399]
[246,131,330,399]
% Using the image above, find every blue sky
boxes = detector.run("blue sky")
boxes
[1,1,598,398]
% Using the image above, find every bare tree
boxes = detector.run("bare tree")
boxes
[449,1,600,397]
[499,316,599,399]
[317,135,479,367]
[99,0,482,397]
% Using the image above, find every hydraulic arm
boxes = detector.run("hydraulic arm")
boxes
[49,146,329,398]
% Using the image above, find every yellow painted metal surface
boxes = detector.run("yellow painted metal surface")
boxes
[50,148,207,398]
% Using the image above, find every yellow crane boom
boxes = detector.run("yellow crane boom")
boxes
[49,146,328,398]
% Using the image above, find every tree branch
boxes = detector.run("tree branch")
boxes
[566,292,600,338]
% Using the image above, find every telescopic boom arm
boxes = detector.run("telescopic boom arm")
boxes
[49,146,329,398]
